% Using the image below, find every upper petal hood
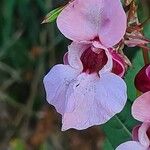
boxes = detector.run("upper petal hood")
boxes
[57,0,104,42]
[57,0,127,47]
[43,64,79,115]
[98,0,127,47]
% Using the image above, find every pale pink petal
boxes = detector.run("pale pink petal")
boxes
[96,72,127,116]
[98,0,127,47]
[116,141,146,150]
[57,0,126,47]
[138,123,150,148]
[43,64,79,114]
[62,73,103,130]
[62,72,127,131]
[132,91,150,122]
[132,125,141,141]
[63,52,69,65]
[68,42,90,71]
[57,0,103,41]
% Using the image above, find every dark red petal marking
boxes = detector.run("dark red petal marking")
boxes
[80,47,108,74]
[135,64,150,93]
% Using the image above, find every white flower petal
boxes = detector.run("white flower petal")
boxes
[43,64,79,114]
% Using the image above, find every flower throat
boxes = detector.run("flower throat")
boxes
[80,48,108,74]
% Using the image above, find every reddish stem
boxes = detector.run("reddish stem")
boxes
[142,48,149,65]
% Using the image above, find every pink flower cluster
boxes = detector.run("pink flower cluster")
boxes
[116,65,150,150]
[43,0,128,131]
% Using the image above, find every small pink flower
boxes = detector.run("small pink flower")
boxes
[43,42,127,131]
[132,91,150,123]
[135,65,150,93]
[116,91,150,150]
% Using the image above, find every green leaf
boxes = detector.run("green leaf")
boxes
[124,48,144,101]
[103,138,114,150]
[42,7,64,24]
[136,0,150,38]
[10,139,25,150]
[101,101,138,149]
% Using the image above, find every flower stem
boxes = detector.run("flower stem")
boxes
[142,48,149,65]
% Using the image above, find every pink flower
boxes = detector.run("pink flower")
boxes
[43,42,127,131]
[135,65,150,93]
[43,0,127,131]
[116,91,150,150]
